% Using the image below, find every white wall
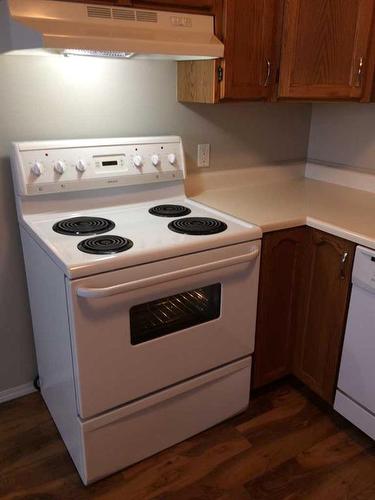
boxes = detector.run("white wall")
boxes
[0,54,311,394]
[308,103,375,170]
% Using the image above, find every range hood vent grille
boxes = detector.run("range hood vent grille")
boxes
[112,8,136,21]
[87,5,158,23]
[87,6,111,19]
[136,10,158,23]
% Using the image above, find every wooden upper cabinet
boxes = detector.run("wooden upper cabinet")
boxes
[132,0,216,14]
[177,0,280,103]
[293,229,355,403]
[222,0,280,99]
[278,0,375,100]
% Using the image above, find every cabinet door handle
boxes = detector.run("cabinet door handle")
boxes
[356,57,364,87]
[264,58,271,87]
[340,252,349,280]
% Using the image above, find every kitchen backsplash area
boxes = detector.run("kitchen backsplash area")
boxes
[0,54,311,395]
[308,103,375,171]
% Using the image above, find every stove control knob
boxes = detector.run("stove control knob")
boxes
[133,155,143,168]
[31,162,43,177]
[168,153,177,165]
[76,160,86,173]
[151,154,160,167]
[54,160,66,175]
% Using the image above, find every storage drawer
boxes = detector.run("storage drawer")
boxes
[78,357,251,484]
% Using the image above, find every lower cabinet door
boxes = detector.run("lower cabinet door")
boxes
[293,228,356,403]
[253,227,308,389]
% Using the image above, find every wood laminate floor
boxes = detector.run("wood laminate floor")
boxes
[1,381,375,499]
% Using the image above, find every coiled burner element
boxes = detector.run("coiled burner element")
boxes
[149,205,191,218]
[168,217,228,236]
[78,235,133,255]
[53,216,115,236]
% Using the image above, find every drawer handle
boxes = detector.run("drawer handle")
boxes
[340,252,349,280]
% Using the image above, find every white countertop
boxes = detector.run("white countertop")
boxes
[191,177,375,249]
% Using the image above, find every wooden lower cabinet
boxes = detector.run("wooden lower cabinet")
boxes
[293,229,356,403]
[253,227,307,389]
[253,227,356,404]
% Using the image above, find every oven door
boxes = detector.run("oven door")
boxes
[67,240,261,418]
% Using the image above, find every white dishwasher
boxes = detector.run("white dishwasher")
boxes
[335,245,375,439]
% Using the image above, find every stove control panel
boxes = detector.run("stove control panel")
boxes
[12,136,185,196]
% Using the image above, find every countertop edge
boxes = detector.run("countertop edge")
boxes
[306,218,375,251]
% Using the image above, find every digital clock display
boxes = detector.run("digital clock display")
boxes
[94,154,126,172]
[102,160,118,167]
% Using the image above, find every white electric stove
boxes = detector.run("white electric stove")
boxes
[11,136,261,484]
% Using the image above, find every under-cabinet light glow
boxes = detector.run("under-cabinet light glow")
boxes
[63,49,135,59]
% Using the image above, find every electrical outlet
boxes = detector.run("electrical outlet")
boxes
[197,144,210,168]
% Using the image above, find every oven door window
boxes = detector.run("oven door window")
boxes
[130,283,221,345]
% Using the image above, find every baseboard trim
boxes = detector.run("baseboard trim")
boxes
[0,382,36,404]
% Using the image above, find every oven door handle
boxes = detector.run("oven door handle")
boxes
[76,247,260,299]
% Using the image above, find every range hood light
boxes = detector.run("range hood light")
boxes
[63,49,135,59]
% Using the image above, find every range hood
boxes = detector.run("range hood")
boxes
[0,0,224,59]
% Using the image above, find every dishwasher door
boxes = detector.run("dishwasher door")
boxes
[335,246,375,439]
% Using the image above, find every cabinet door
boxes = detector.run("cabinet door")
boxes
[253,227,307,389]
[132,0,215,13]
[278,0,375,99]
[222,0,280,99]
[293,229,355,403]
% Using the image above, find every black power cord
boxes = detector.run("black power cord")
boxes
[33,376,41,392]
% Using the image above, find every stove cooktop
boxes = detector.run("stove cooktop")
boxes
[22,198,261,278]
[54,206,230,255]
